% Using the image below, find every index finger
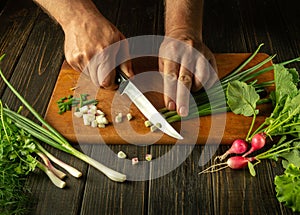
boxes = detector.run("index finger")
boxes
[118,34,134,78]
[162,58,180,111]
[176,66,193,117]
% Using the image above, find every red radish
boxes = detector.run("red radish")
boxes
[200,156,256,174]
[227,156,255,169]
[215,139,248,161]
[243,133,266,157]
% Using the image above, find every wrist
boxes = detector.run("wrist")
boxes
[165,28,203,45]
[61,12,102,34]
[164,0,203,44]
[43,0,103,33]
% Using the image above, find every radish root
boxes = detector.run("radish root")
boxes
[214,152,229,162]
[199,162,228,174]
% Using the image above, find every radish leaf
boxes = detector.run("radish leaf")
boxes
[248,161,256,176]
[275,163,300,212]
[227,80,260,117]
[278,141,300,168]
[272,64,298,105]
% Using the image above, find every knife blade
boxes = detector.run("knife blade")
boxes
[116,69,183,140]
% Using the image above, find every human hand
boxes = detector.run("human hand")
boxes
[63,13,133,90]
[159,33,218,117]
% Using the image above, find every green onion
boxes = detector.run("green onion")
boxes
[0,68,126,182]
[161,44,279,123]
[37,151,67,179]
[36,161,67,189]
[36,142,82,178]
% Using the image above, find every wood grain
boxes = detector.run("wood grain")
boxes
[1,0,299,214]
[0,0,40,95]
[44,53,274,145]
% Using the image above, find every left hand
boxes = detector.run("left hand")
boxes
[63,13,133,90]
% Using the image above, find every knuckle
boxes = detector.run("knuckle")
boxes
[164,71,178,81]
[101,80,110,88]
[179,74,193,85]
[159,41,178,55]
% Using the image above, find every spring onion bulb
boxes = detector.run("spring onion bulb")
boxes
[0,69,127,182]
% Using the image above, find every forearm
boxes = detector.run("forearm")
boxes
[165,0,203,42]
[33,0,103,32]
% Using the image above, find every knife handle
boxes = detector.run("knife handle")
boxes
[115,67,129,94]
[115,67,128,83]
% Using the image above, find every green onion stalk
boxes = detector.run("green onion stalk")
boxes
[0,99,83,191]
[0,59,126,182]
[160,44,300,123]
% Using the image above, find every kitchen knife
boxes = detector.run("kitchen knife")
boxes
[116,69,183,140]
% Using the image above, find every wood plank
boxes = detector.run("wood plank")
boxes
[147,145,216,214]
[1,11,64,115]
[147,145,297,214]
[0,9,83,215]
[80,1,151,214]
[0,0,8,12]
[203,0,248,53]
[276,0,300,59]
[25,144,90,215]
[204,0,300,69]
[235,0,299,62]
[117,0,162,37]
[0,0,298,214]
[221,164,269,213]
[209,147,288,214]
[44,53,274,145]
[0,0,40,94]
[80,144,149,215]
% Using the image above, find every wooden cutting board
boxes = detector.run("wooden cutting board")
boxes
[44,53,273,145]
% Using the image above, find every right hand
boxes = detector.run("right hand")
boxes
[159,33,218,117]
[63,13,133,89]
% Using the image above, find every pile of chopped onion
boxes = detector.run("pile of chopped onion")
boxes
[74,104,109,128]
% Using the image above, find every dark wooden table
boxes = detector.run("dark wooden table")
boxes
[1,0,300,214]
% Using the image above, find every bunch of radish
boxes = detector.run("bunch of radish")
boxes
[201,133,266,174]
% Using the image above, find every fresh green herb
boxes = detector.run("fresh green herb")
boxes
[274,163,300,212]
[205,54,300,212]
[0,102,37,215]
[223,57,300,143]
[248,64,300,140]
[0,99,85,213]
[0,64,126,183]
[227,138,300,210]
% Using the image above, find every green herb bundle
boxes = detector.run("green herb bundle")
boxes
[0,54,126,214]
[221,54,300,211]
[0,102,36,215]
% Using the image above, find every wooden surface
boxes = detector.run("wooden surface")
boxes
[0,0,300,214]
[45,54,273,145]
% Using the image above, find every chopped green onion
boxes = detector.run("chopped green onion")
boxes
[117,151,127,159]
[145,154,152,161]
